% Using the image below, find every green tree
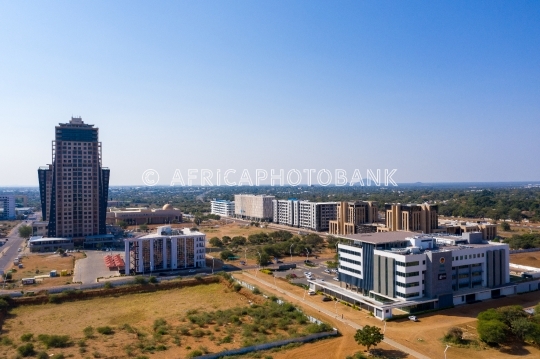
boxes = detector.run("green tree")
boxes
[256,253,270,266]
[18,224,32,239]
[509,208,522,222]
[500,222,511,231]
[208,237,223,247]
[220,250,234,261]
[477,320,507,344]
[117,220,128,229]
[139,224,148,231]
[354,325,384,352]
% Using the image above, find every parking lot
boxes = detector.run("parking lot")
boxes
[272,261,338,287]
[73,250,122,284]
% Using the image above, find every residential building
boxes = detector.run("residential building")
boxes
[308,230,530,320]
[380,203,438,234]
[106,204,182,225]
[0,195,16,220]
[234,194,274,221]
[329,201,379,235]
[124,225,206,274]
[32,221,49,237]
[272,199,338,232]
[211,200,235,217]
[37,117,110,245]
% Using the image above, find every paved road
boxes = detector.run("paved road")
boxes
[0,220,28,273]
[240,271,431,359]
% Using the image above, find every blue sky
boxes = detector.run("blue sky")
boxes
[0,1,539,186]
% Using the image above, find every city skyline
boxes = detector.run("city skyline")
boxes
[1,1,539,186]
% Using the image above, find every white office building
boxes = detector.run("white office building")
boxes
[0,195,16,220]
[234,194,274,221]
[124,225,206,274]
[211,200,235,217]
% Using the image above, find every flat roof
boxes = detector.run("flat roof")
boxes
[338,231,418,245]
[29,237,72,243]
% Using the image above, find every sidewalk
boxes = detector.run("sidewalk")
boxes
[238,271,431,359]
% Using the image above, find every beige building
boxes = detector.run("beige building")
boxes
[438,220,498,241]
[106,204,182,225]
[379,203,439,234]
[329,201,379,235]
[234,194,274,221]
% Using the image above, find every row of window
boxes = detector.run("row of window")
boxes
[396,271,419,277]
[396,281,419,288]
[396,291,420,298]
[339,264,361,275]
[339,248,361,257]
[396,261,420,267]
[453,253,484,261]
[340,257,362,266]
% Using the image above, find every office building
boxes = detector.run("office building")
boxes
[28,236,74,253]
[124,225,206,274]
[329,201,379,235]
[211,200,235,217]
[0,195,16,220]
[38,117,110,245]
[380,203,438,234]
[234,194,274,221]
[106,204,182,225]
[308,230,531,320]
[438,220,498,241]
[32,221,49,237]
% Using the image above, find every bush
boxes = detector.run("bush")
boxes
[443,327,464,344]
[252,287,261,295]
[20,333,34,342]
[104,281,113,289]
[48,294,61,304]
[233,283,242,292]
[36,352,49,359]
[83,326,95,338]
[97,326,114,335]
[17,343,35,357]
[37,334,71,348]
[133,276,148,285]
[187,349,203,358]
[149,276,158,284]
[477,320,507,344]
[51,354,65,359]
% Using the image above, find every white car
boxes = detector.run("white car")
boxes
[188,269,196,273]
[408,316,418,322]
[308,290,316,295]
[18,248,22,252]
[333,277,339,281]
[324,269,331,273]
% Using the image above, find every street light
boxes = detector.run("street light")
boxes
[444,344,450,359]
[290,243,294,261]
[256,251,262,276]
[305,248,310,262]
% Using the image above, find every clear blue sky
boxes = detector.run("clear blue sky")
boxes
[0,1,539,186]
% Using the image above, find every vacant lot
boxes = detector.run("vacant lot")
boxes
[6,252,85,288]
[0,281,328,359]
[510,251,540,268]
[0,220,20,237]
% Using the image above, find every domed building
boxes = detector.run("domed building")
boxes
[106,203,182,226]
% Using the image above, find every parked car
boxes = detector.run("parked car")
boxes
[408,316,418,322]
[308,290,316,295]
[333,277,339,281]
[324,269,331,273]
[188,269,196,273]
[322,296,332,302]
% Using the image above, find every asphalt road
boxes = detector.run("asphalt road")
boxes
[0,220,29,273]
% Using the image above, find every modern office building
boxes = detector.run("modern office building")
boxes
[0,195,16,220]
[272,199,338,232]
[380,203,439,234]
[308,230,532,320]
[124,225,206,274]
[211,200,235,217]
[37,117,110,245]
[28,236,74,253]
[329,201,379,235]
[234,194,274,221]
[106,204,182,225]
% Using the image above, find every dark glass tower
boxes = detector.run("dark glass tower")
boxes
[38,117,110,244]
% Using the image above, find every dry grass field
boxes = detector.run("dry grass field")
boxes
[0,220,20,237]
[6,252,85,289]
[510,251,540,268]
[0,281,329,359]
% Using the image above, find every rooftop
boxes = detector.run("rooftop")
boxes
[338,231,417,245]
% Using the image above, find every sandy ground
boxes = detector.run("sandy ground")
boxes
[6,252,84,289]
[509,251,540,268]
[234,271,540,359]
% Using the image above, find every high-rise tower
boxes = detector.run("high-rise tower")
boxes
[38,117,110,244]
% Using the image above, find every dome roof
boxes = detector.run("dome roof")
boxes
[162,204,173,210]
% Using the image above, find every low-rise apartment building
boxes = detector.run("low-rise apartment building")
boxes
[211,200,235,217]
[124,225,206,274]
[272,199,338,232]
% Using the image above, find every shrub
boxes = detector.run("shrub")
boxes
[187,349,203,358]
[83,326,95,338]
[477,320,507,344]
[253,287,261,295]
[37,334,71,348]
[133,276,148,285]
[104,281,113,289]
[20,333,34,342]
[149,276,158,284]
[17,343,35,357]
[443,327,464,344]
[51,354,65,359]
[0,336,13,345]
[36,352,49,359]
[48,294,61,304]
[233,283,242,292]
[97,326,114,335]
